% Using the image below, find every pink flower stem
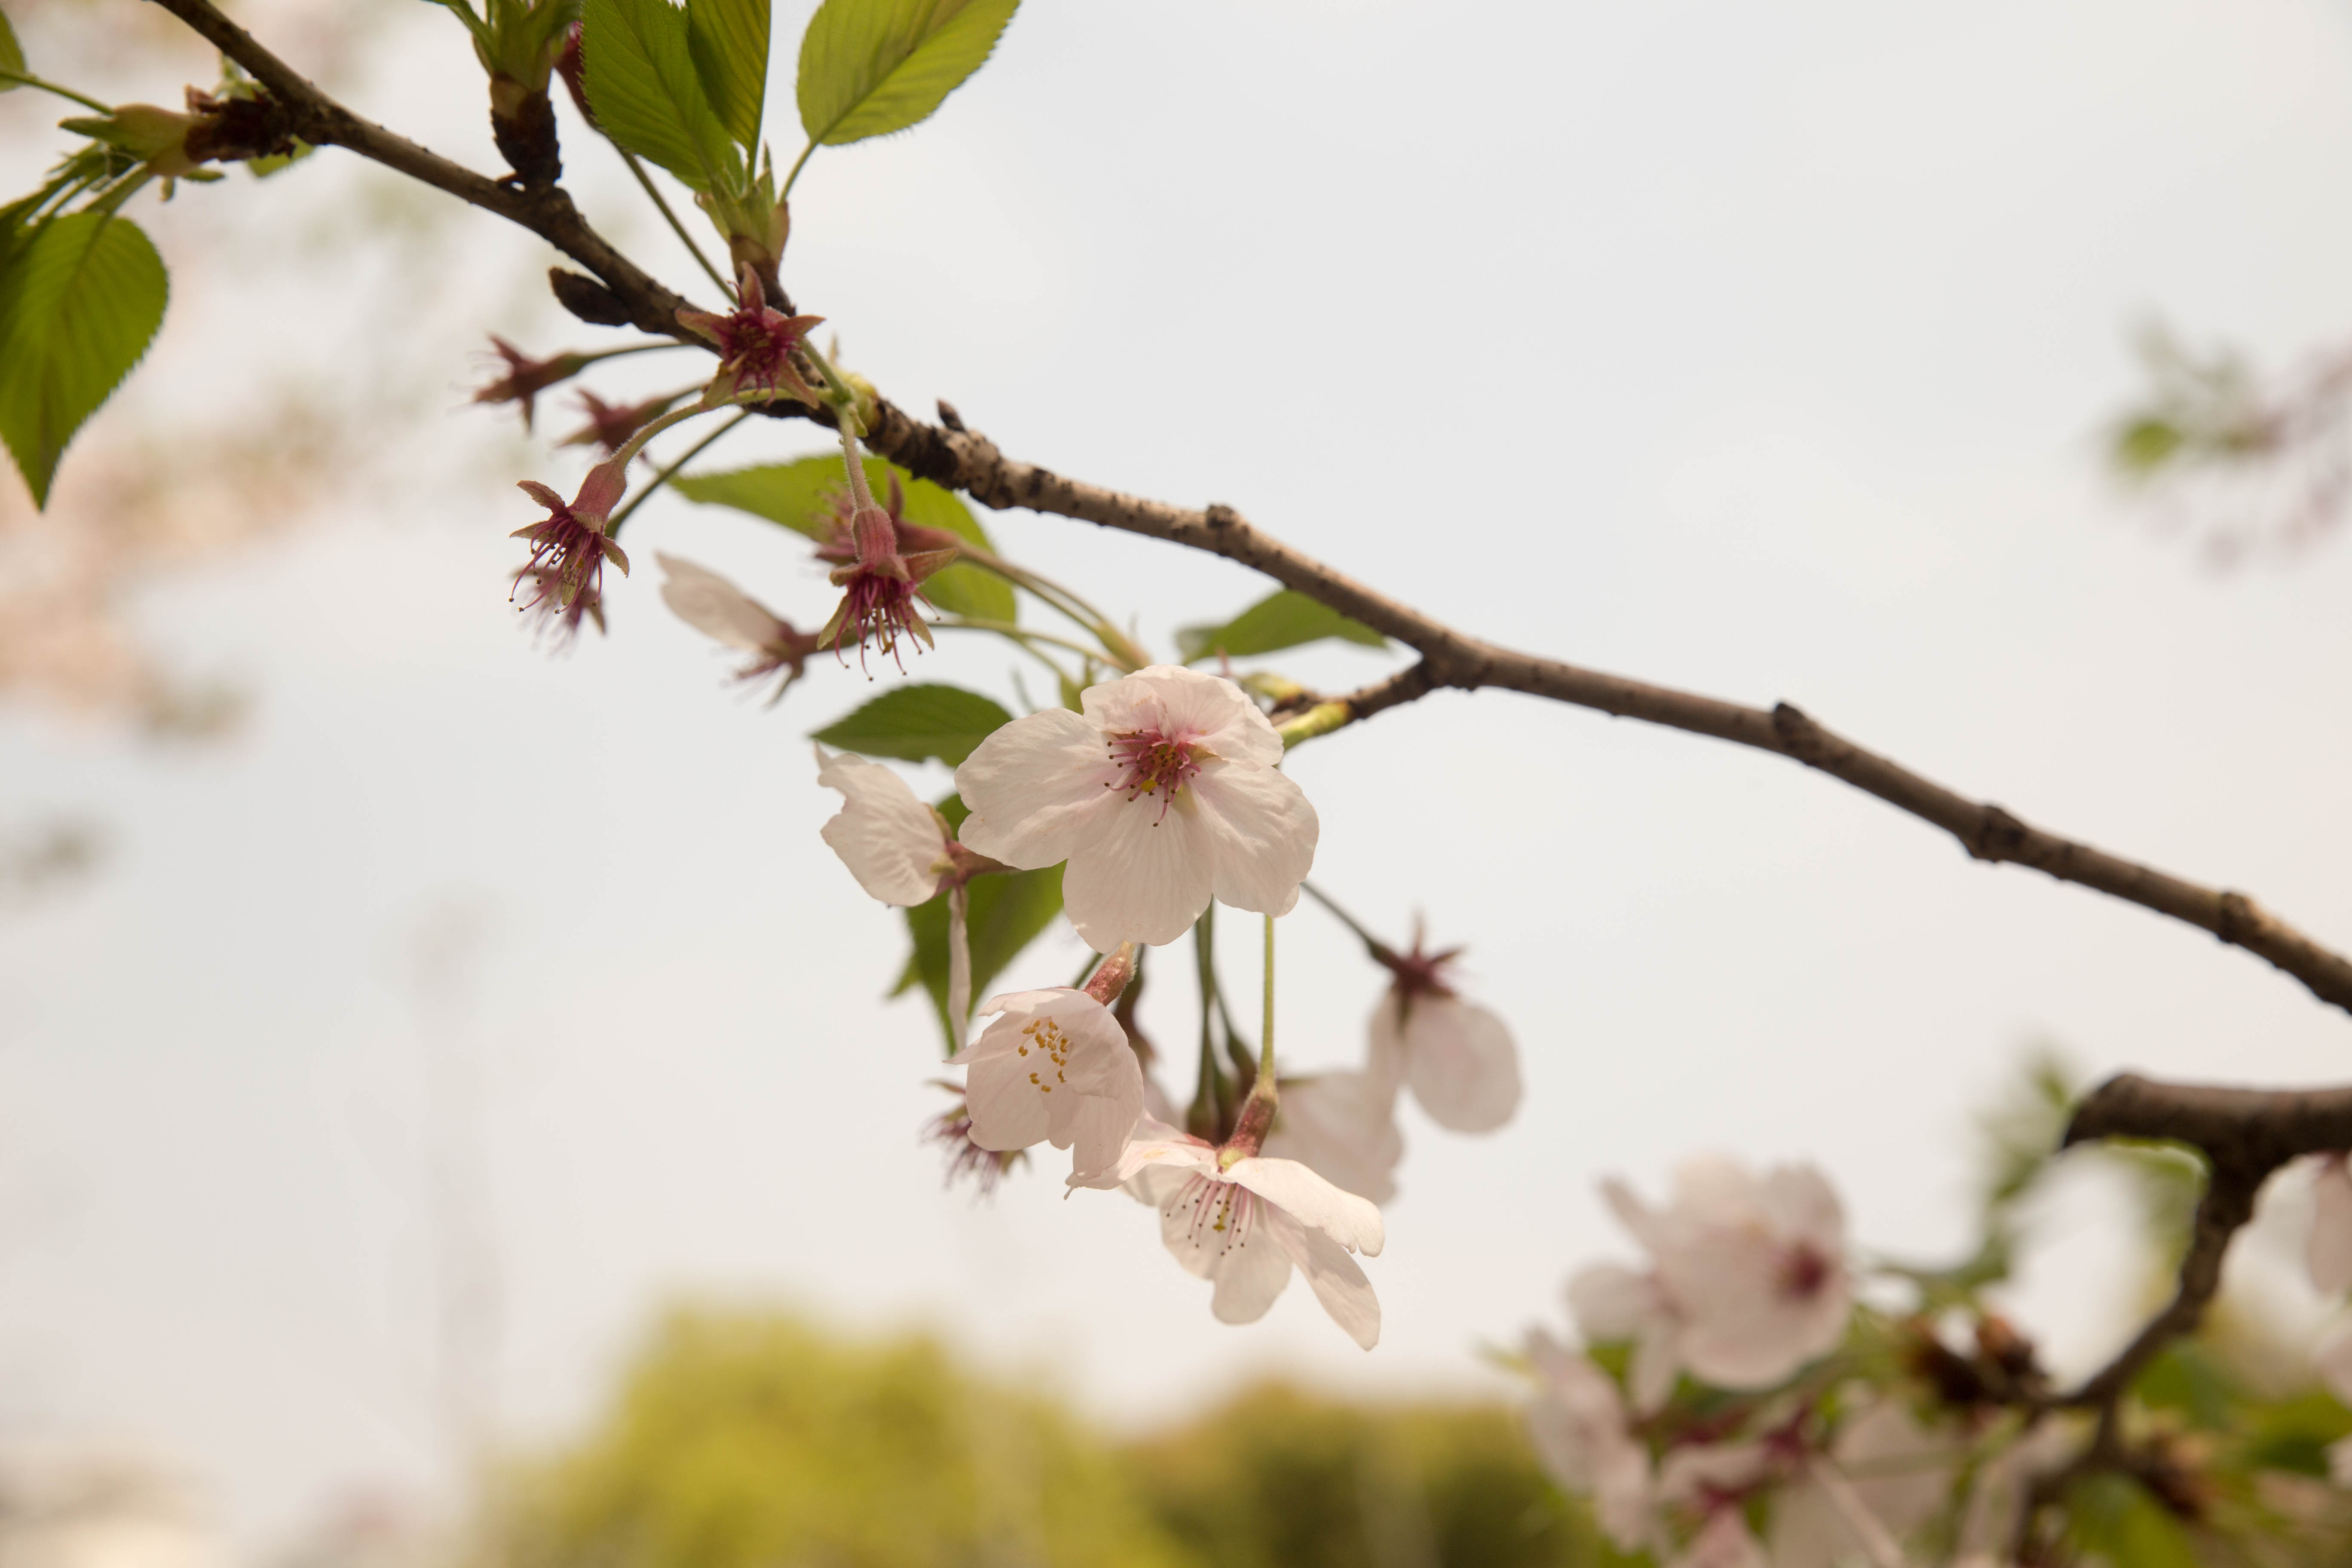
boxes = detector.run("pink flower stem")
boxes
[835,416,878,514]
[1081,942,1139,1007]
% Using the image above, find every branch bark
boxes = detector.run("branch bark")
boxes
[144,0,698,339]
[854,404,2352,1021]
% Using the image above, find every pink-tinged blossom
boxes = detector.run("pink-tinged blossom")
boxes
[562,389,679,459]
[950,989,1146,1183]
[657,555,822,702]
[675,265,824,405]
[954,665,1319,952]
[1570,1157,1851,1409]
[511,460,629,640]
[1366,928,1521,1133]
[1074,1118,1384,1348]
[814,473,959,671]
[1264,1070,1405,1206]
[2309,1153,2352,1295]
[1522,1330,1654,1552]
[475,337,587,430]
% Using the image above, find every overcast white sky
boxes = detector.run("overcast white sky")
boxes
[8,0,2352,1551]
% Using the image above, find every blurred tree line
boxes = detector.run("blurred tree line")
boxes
[481,1309,1616,1568]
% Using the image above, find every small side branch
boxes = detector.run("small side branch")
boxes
[2057,1071,2352,1406]
[146,0,698,340]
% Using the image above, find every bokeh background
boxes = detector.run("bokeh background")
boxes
[6,0,2352,1560]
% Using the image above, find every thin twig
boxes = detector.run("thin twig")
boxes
[613,147,729,296]
[607,409,751,536]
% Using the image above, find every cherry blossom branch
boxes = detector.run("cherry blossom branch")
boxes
[144,0,701,339]
[854,404,2352,1021]
[2055,1072,2352,1407]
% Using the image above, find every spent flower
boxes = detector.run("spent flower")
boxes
[562,389,681,459]
[676,264,824,406]
[474,336,588,430]
[511,459,628,640]
[955,665,1319,952]
[815,471,959,671]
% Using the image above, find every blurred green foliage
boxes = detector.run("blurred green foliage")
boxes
[486,1308,1620,1568]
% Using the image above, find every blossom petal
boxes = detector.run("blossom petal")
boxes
[1082,665,1283,768]
[954,707,1121,869]
[2311,1155,2352,1295]
[960,1050,1053,1152]
[1226,1156,1384,1256]
[1057,790,1217,950]
[1075,1118,1217,1191]
[1187,757,1318,918]
[1266,1202,1380,1349]
[1207,1195,1294,1324]
[657,554,787,651]
[1567,1262,1664,1341]
[815,746,946,906]
[1393,994,1522,1133]
[1264,1070,1404,1205]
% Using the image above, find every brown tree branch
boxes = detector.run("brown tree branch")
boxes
[144,0,698,339]
[133,0,2352,1022]
[2057,1072,2352,1406]
[854,404,2352,1020]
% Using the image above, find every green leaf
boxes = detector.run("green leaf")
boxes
[796,0,1017,149]
[2062,1474,2200,1568]
[673,453,1016,624]
[686,0,769,151]
[582,0,741,193]
[0,213,167,509]
[894,841,1063,1053]
[0,8,26,89]
[1178,589,1385,665]
[811,682,1011,768]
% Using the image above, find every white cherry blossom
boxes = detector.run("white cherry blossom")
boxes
[1263,1069,1406,1205]
[953,665,1318,952]
[1075,1118,1384,1348]
[950,989,1145,1183]
[1522,1329,1654,1551]
[1570,1156,1851,1407]
[2309,1153,2352,1295]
